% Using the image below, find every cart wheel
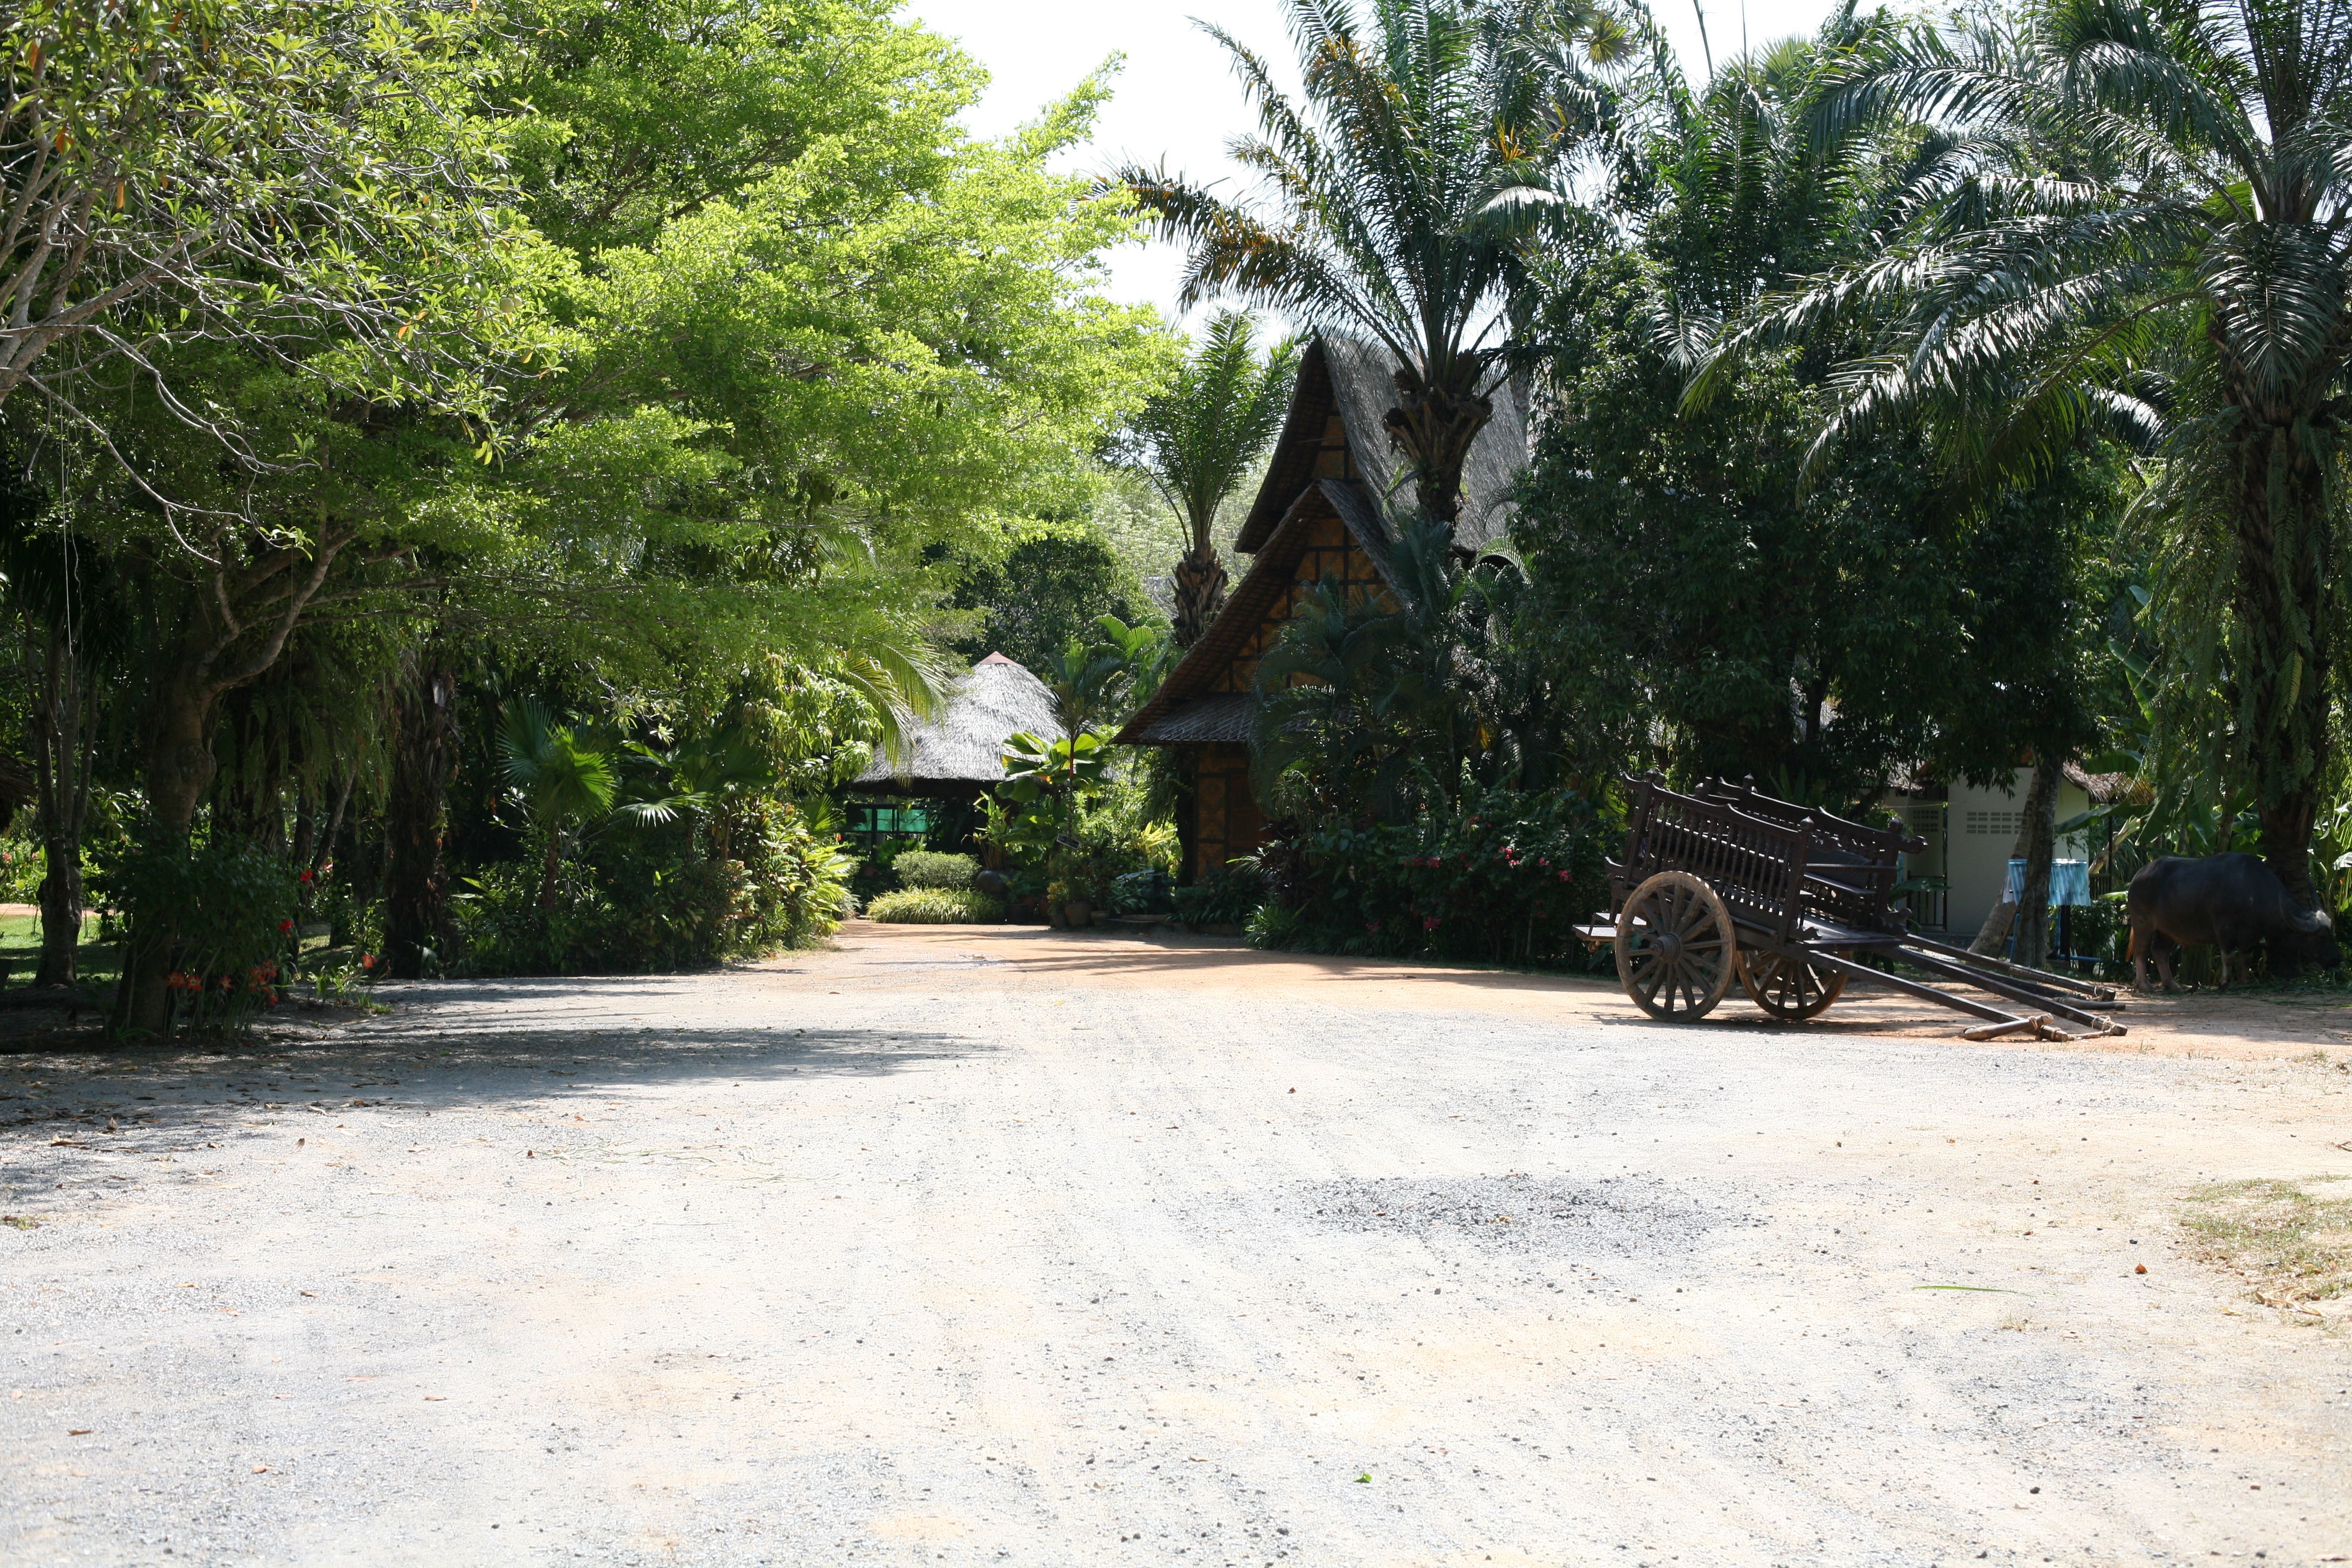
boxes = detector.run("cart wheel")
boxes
[1614,871,1737,1021]
[1737,951,1847,1020]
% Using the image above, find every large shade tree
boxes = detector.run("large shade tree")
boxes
[1707,0,2352,916]
[2,1,516,429]
[1115,0,1632,528]
[1117,311,1298,646]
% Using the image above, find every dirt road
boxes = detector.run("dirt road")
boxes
[3,923,2348,1566]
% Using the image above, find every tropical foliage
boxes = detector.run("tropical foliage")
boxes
[1702,0,2352,923]
[1117,312,1299,645]
[1117,0,1639,523]
[0,0,1164,1030]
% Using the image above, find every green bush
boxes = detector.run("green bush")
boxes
[1244,902,1304,948]
[456,800,852,975]
[866,887,1004,923]
[1111,866,1174,914]
[1258,784,1613,967]
[892,850,978,890]
[91,831,299,1032]
[1172,862,1266,927]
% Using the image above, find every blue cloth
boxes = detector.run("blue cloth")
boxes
[2006,858,2091,907]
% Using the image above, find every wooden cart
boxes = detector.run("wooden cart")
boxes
[1573,776,2124,1041]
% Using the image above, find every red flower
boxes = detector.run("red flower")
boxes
[1423,915,1440,930]
[1557,870,1571,881]
[299,870,314,884]
[360,954,375,969]
[278,919,294,933]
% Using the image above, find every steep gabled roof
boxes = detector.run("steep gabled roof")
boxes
[853,653,1061,792]
[1234,335,1529,556]
[1114,478,1387,746]
[1115,336,1530,750]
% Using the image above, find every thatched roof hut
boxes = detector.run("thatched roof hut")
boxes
[852,653,1062,798]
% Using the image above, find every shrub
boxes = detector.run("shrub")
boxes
[456,799,852,975]
[1244,902,1304,948]
[92,831,299,1032]
[892,850,978,890]
[1259,784,1613,967]
[1111,866,1174,914]
[1172,862,1265,927]
[866,887,1004,923]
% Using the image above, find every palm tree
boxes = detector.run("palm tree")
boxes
[1705,0,2352,914]
[1121,312,1299,646]
[1114,0,1630,528]
[499,698,618,911]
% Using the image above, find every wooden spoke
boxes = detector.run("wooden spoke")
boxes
[1613,871,1737,1022]
[1737,950,1848,1021]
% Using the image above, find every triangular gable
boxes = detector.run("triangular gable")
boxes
[1234,336,1529,555]
[1115,334,1529,747]
[1116,477,1393,745]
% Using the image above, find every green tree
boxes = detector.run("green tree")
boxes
[949,517,1149,676]
[1117,312,1298,646]
[2,1,523,426]
[1116,0,1626,526]
[1707,0,2352,914]
[497,697,617,912]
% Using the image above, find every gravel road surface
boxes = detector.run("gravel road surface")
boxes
[3,923,2348,1566]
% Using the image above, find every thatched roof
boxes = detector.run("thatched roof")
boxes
[852,654,1061,795]
[1234,335,1530,555]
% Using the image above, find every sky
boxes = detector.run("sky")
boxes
[904,0,1846,322]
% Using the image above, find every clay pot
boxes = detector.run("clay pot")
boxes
[1062,898,1094,928]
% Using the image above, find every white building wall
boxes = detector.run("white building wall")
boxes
[1944,772,2092,938]
[1878,770,2094,936]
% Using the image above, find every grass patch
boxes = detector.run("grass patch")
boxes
[2180,1176,2352,1309]
[0,915,122,993]
[865,887,1003,925]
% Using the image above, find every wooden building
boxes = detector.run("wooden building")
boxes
[1114,335,1530,881]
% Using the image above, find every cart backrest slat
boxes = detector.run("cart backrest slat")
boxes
[1612,776,1910,938]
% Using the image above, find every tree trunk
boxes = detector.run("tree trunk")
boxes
[1170,547,1229,648]
[116,529,352,1034]
[2230,415,2334,930]
[1968,755,2059,964]
[1382,359,1493,529]
[383,652,459,978]
[22,616,94,988]
[116,664,222,1035]
[538,830,563,913]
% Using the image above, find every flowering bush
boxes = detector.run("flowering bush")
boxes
[93,832,300,1033]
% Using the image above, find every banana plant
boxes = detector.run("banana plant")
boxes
[996,731,1109,863]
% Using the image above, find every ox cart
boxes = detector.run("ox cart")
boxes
[1573,776,2124,1041]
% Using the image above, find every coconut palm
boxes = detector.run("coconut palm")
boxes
[1702,0,2352,913]
[1121,312,1299,646]
[1114,0,1633,527]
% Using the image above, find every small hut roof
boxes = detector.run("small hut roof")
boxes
[852,653,1061,793]
[1234,335,1530,555]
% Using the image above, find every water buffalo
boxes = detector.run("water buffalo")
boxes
[2126,853,2340,990]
